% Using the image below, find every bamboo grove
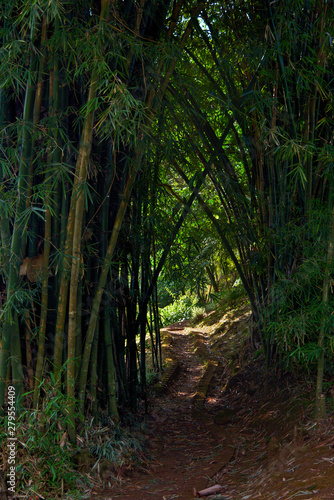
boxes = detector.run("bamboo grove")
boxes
[0,0,190,433]
[0,0,334,435]
[161,0,334,415]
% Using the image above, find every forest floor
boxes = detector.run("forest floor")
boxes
[90,304,334,500]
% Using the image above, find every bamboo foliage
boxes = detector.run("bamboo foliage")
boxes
[0,0,206,422]
[1,0,332,425]
[162,0,334,409]
[0,11,39,408]
[66,0,110,440]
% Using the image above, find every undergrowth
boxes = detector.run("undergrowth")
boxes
[159,284,248,327]
[207,282,248,310]
[0,380,149,499]
[159,293,205,326]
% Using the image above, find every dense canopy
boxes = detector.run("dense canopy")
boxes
[0,0,333,440]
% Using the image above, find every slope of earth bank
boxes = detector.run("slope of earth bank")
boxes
[91,306,334,500]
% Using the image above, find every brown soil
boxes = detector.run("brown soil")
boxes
[91,314,334,500]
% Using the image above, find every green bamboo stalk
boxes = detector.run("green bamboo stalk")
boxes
[52,71,75,384]
[0,89,11,256]
[103,305,119,419]
[316,204,334,418]
[306,94,315,213]
[0,65,37,411]
[153,286,162,371]
[150,166,160,371]
[22,14,47,258]
[53,0,109,384]
[148,301,157,369]
[113,299,128,404]
[75,274,83,383]
[100,164,119,419]
[0,9,41,408]
[89,322,99,415]
[24,312,34,391]
[77,0,204,412]
[33,67,55,408]
[78,164,139,410]
[140,175,151,410]
[53,77,68,297]
[31,209,50,408]
[66,0,110,439]
[52,198,76,384]
[67,78,97,440]
[136,125,234,329]
[173,161,258,317]
[147,2,204,110]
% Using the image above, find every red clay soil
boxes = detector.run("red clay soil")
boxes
[91,321,334,500]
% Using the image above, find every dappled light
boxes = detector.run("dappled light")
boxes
[95,310,334,499]
[1,0,334,498]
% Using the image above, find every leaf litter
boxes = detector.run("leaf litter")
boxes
[90,308,334,500]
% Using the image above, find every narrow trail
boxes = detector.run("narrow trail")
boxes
[94,321,235,500]
[91,317,334,500]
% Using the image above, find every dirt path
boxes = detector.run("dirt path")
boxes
[91,318,334,500]
[92,322,234,500]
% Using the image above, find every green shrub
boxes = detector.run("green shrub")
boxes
[207,282,247,309]
[159,294,205,326]
[10,381,86,498]
[0,378,147,499]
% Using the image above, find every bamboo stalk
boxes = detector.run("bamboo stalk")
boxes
[33,67,55,408]
[53,0,110,389]
[0,89,12,258]
[89,322,99,415]
[78,163,139,410]
[100,164,119,419]
[316,204,334,418]
[103,305,119,419]
[66,78,97,439]
[66,0,111,438]
[75,0,206,413]
[0,45,37,410]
